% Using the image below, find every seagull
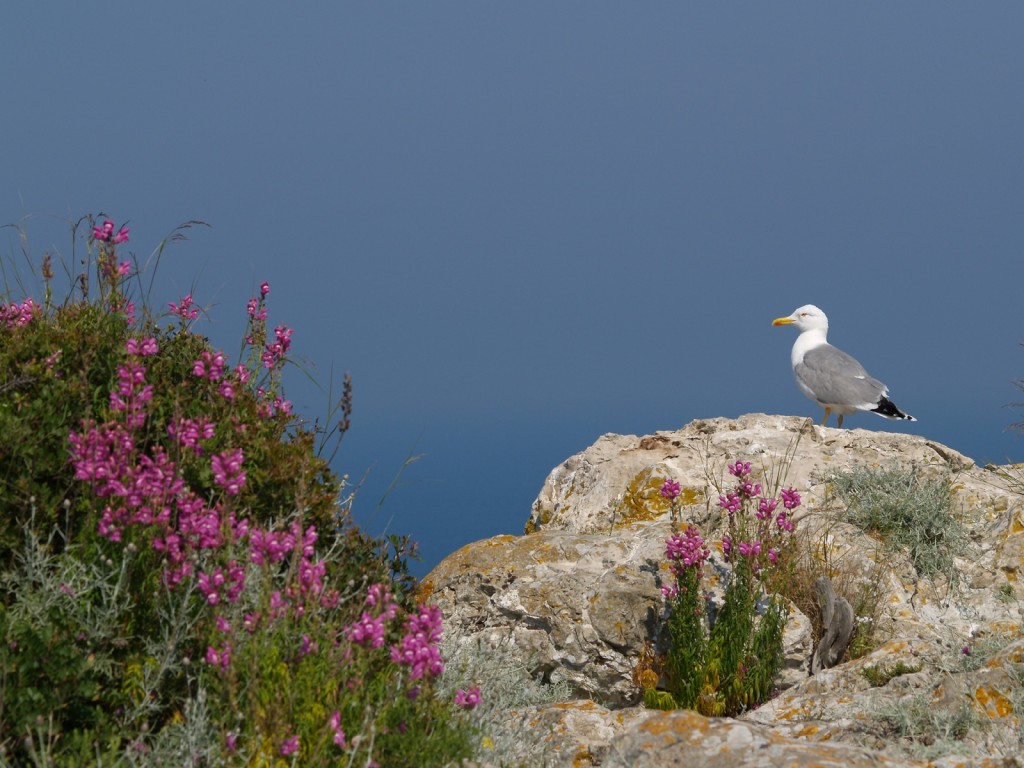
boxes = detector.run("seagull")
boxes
[772,304,915,428]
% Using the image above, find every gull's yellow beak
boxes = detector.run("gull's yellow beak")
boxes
[772,316,795,326]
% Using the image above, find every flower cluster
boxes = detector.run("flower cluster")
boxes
[193,350,228,381]
[1,298,39,329]
[262,325,293,369]
[665,527,710,571]
[168,417,216,456]
[211,449,246,496]
[662,526,710,598]
[715,462,801,573]
[651,460,797,716]
[345,584,399,649]
[390,604,445,681]
[328,711,347,748]
[169,293,200,321]
[109,362,154,429]
[92,219,130,244]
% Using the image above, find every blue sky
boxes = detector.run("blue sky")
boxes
[4,4,1024,575]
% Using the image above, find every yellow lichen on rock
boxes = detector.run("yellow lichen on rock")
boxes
[613,468,703,527]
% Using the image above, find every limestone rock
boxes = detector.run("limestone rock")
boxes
[602,708,929,768]
[527,414,1008,536]
[486,701,653,768]
[427,415,1024,767]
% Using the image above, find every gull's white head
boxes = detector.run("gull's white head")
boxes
[773,304,829,333]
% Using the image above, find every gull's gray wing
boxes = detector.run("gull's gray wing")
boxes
[795,344,887,407]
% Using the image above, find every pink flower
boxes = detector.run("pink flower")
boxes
[346,612,388,649]
[739,480,762,498]
[454,687,482,710]
[92,220,129,243]
[260,281,270,297]
[1,298,38,329]
[205,642,231,671]
[390,604,445,680]
[718,492,741,515]
[781,488,801,510]
[280,735,299,756]
[665,527,709,569]
[169,294,200,321]
[737,540,762,558]
[660,479,681,500]
[756,496,778,520]
[728,460,752,478]
[262,325,293,369]
[329,711,346,748]
[211,449,246,496]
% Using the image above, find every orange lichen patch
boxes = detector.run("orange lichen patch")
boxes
[974,686,1015,718]
[485,534,519,547]
[638,710,708,738]
[1010,516,1024,535]
[551,699,600,712]
[983,622,1023,640]
[792,724,821,739]
[572,748,597,767]
[415,579,435,603]
[773,702,817,721]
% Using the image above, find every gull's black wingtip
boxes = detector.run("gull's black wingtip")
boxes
[873,396,916,422]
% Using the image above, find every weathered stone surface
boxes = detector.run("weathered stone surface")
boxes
[486,700,653,768]
[428,414,1024,766]
[603,708,929,768]
[528,414,1011,538]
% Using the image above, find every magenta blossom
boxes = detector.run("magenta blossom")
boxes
[728,460,752,477]
[660,479,681,500]
[169,294,200,321]
[1,298,38,329]
[454,687,482,710]
[739,480,762,498]
[390,604,445,680]
[329,711,346,748]
[665,527,709,569]
[737,540,762,558]
[280,735,299,756]
[211,449,246,496]
[92,220,130,244]
[781,488,801,510]
[756,496,778,520]
[718,492,742,514]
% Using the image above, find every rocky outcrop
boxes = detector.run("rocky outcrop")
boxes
[426,414,1024,767]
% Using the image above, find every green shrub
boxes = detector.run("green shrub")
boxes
[0,216,473,766]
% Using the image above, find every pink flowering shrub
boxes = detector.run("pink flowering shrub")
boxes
[645,460,798,715]
[0,215,473,766]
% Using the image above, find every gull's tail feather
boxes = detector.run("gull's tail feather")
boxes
[872,396,916,422]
